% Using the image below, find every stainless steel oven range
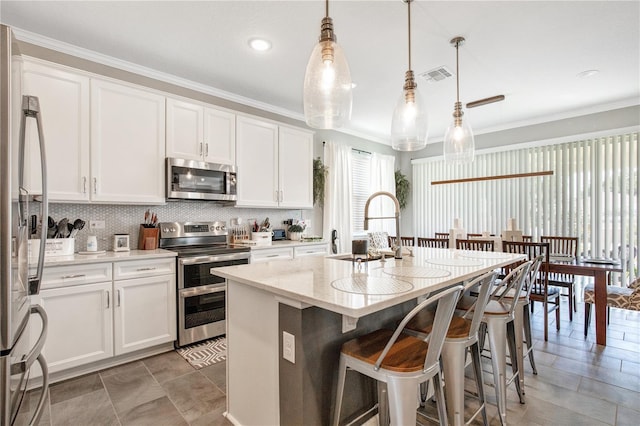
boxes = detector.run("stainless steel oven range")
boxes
[158,221,250,347]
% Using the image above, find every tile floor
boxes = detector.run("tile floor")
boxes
[27,278,640,425]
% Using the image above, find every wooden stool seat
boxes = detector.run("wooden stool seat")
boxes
[407,311,471,339]
[458,295,511,316]
[341,329,429,373]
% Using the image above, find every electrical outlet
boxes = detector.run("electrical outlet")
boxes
[89,220,105,230]
[283,331,295,364]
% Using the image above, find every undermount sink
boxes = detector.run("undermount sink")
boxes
[330,254,393,262]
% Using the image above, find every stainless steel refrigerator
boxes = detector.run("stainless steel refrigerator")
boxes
[1,24,50,426]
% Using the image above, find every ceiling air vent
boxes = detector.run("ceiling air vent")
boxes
[419,66,453,83]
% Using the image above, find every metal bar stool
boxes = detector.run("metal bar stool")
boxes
[332,285,464,426]
[457,261,531,425]
[405,270,497,426]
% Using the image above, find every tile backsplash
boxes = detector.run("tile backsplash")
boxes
[35,201,311,252]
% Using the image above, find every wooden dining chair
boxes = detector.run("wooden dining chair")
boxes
[541,236,578,320]
[456,238,494,251]
[467,233,483,238]
[522,235,533,242]
[417,237,449,248]
[435,232,450,239]
[388,236,415,247]
[503,241,560,341]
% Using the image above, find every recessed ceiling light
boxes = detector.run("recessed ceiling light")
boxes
[576,69,600,79]
[249,38,272,52]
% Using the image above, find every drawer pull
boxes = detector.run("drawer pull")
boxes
[266,254,279,258]
[106,291,110,308]
[136,267,157,271]
[61,274,86,279]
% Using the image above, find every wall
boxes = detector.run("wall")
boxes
[17,40,396,242]
[398,105,640,236]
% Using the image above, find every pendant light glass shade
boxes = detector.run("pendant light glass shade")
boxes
[391,72,428,151]
[443,102,475,163]
[391,0,427,151]
[303,2,352,130]
[444,36,475,163]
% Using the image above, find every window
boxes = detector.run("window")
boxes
[351,150,371,234]
[413,132,638,281]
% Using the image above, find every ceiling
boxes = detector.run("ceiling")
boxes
[1,1,639,146]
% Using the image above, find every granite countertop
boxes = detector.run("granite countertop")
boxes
[215,247,524,318]
[33,249,177,267]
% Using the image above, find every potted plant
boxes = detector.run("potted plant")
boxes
[395,170,410,210]
[288,223,305,241]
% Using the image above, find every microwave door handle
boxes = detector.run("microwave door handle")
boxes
[20,96,48,295]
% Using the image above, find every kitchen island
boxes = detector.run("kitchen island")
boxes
[215,247,524,425]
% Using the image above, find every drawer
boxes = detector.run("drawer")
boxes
[294,244,328,258]
[113,258,176,280]
[40,263,112,290]
[251,247,294,263]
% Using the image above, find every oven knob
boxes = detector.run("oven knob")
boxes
[215,225,221,231]
[163,227,169,233]
[220,225,226,231]
[170,227,176,232]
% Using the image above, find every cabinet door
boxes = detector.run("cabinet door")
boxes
[113,274,176,355]
[91,79,166,203]
[22,60,90,201]
[204,106,235,165]
[166,97,205,161]
[236,116,279,207]
[278,126,314,209]
[294,243,329,258]
[30,282,113,376]
[250,247,294,263]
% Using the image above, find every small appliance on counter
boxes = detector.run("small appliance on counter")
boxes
[272,229,286,241]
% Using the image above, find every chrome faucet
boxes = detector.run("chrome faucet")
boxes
[364,191,402,259]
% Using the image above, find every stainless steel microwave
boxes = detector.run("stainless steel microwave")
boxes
[166,158,237,202]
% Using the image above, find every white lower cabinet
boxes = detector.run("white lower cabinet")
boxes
[31,282,113,375]
[250,247,294,263]
[293,243,329,258]
[113,274,176,355]
[31,257,176,377]
[250,243,329,263]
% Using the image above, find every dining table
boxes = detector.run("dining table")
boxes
[548,257,623,346]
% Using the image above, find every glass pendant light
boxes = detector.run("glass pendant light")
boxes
[443,36,475,163]
[303,0,352,129]
[391,0,428,152]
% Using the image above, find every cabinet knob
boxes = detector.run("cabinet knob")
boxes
[82,176,87,194]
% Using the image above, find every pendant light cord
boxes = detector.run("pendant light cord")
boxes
[407,0,412,70]
[325,0,329,18]
[455,40,460,104]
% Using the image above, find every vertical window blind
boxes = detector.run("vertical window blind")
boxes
[351,151,370,234]
[413,132,639,281]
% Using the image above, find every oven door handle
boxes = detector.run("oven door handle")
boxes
[178,253,250,266]
[179,284,226,298]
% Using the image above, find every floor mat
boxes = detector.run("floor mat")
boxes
[176,336,226,369]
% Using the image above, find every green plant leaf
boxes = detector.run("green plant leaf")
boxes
[395,170,410,210]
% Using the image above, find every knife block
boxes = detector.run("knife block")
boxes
[138,226,159,250]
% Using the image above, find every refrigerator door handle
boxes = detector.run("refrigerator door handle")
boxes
[29,354,49,426]
[11,304,48,375]
[19,96,48,295]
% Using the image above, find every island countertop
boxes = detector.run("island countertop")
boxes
[214,247,524,319]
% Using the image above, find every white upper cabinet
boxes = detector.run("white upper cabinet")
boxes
[278,126,313,209]
[236,116,313,209]
[91,78,166,203]
[166,97,235,165]
[236,115,279,207]
[21,59,90,201]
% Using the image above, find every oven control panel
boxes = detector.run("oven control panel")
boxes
[158,221,227,239]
